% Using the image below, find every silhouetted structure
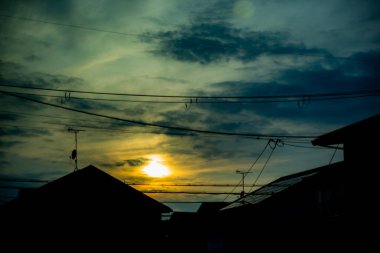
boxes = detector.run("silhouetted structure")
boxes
[3,165,172,250]
[168,211,199,250]
[212,114,379,251]
[197,202,228,216]
[167,202,228,252]
[312,113,379,169]
[217,162,349,250]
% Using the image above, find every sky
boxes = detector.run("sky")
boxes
[0,0,379,212]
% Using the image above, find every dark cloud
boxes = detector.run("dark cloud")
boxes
[191,139,231,159]
[0,112,19,121]
[24,54,42,62]
[23,72,84,89]
[0,60,84,89]
[126,159,144,167]
[101,159,146,169]
[202,50,380,125]
[0,0,73,19]
[123,107,148,117]
[0,60,121,114]
[188,0,235,24]
[145,22,329,64]
[0,140,23,148]
[0,127,49,137]
[150,76,189,84]
[0,160,10,168]
[63,98,118,111]
[154,110,205,126]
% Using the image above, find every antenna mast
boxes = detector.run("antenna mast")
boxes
[68,128,84,171]
[236,170,252,197]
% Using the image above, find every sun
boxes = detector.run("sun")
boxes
[142,160,171,178]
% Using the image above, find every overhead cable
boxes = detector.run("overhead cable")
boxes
[1,91,317,139]
[1,83,380,100]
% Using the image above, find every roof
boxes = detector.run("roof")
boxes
[312,114,380,146]
[12,165,172,213]
[220,162,344,211]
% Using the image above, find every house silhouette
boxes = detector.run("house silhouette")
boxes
[4,165,172,250]
[209,114,380,251]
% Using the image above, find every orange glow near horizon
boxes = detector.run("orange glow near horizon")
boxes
[142,156,171,178]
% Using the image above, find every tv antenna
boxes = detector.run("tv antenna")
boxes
[236,170,252,198]
[68,128,84,171]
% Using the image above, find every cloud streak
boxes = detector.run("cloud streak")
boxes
[146,22,329,64]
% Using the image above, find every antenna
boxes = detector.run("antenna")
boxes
[68,128,84,171]
[236,170,252,197]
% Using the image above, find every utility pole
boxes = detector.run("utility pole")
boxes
[236,170,251,197]
[68,128,84,171]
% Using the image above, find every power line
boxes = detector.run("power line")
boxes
[223,140,271,201]
[248,139,279,192]
[1,83,380,100]
[0,183,245,195]
[128,183,264,187]
[0,111,267,138]
[329,144,340,165]
[1,91,317,139]
[282,142,328,149]
[0,109,118,125]
[142,190,241,195]
[1,14,379,63]
[0,178,265,187]
[1,90,380,104]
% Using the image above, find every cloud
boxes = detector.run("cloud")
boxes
[0,60,122,114]
[145,22,329,64]
[202,50,380,125]
[126,159,145,167]
[0,112,19,121]
[0,0,73,19]
[149,76,189,84]
[0,60,84,89]
[24,54,42,62]
[0,140,23,148]
[63,98,118,111]
[0,127,49,137]
[101,158,147,169]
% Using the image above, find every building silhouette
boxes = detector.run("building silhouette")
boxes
[3,165,172,250]
[210,114,379,251]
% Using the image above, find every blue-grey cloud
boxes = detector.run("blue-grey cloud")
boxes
[145,22,329,64]
[0,60,121,113]
[24,54,42,62]
[149,76,189,84]
[0,60,84,89]
[202,50,380,124]
[0,140,23,148]
[100,158,146,169]
[0,127,49,137]
[0,112,19,121]
[62,98,118,111]
[0,0,73,19]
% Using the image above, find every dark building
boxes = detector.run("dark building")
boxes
[213,114,379,251]
[167,202,228,252]
[3,165,172,250]
[312,113,380,167]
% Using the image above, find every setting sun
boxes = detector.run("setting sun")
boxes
[142,158,171,178]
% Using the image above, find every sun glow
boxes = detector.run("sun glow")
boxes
[142,157,171,178]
